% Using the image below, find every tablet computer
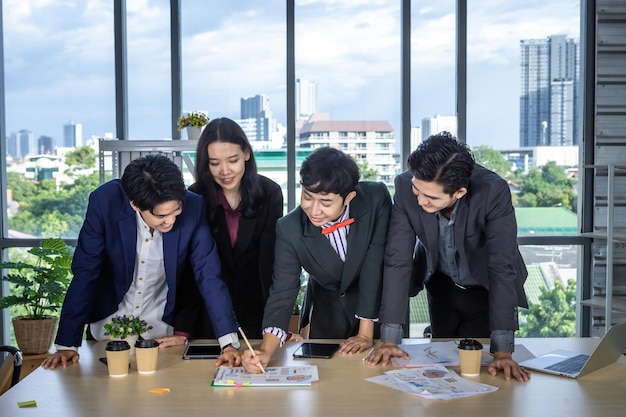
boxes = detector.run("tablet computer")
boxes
[292,342,340,359]
[182,343,222,360]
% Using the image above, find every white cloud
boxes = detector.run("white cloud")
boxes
[2,0,582,148]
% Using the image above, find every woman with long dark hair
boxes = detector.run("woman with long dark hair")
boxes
[173,117,283,340]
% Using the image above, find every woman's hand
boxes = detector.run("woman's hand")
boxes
[241,349,271,373]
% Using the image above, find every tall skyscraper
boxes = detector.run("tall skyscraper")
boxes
[520,35,579,147]
[421,115,457,140]
[38,135,54,155]
[63,121,83,148]
[240,94,272,142]
[296,79,318,121]
[12,129,35,158]
[238,94,285,148]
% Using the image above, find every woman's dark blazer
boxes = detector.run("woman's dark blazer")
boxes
[262,181,391,339]
[174,175,283,339]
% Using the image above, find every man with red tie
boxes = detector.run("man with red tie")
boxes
[241,147,391,373]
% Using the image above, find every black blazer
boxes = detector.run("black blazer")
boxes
[174,175,283,339]
[380,166,529,332]
[262,182,391,339]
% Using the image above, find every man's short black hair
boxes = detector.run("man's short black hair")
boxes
[407,131,474,195]
[121,154,187,212]
[300,147,359,198]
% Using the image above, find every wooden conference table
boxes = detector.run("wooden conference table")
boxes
[0,337,624,417]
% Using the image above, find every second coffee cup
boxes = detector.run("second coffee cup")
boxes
[135,339,160,374]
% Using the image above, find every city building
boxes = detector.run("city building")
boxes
[499,145,579,172]
[520,35,580,147]
[421,115,457,140]
[237,94,285,149]
[295,78,318,121]
[297,113,397,185]
[8,129,35,158]
[38,135,54,155]
[63,121,83,148]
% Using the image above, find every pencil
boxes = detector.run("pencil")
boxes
[238,326,265,373]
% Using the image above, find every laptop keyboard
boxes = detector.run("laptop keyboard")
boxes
[545,354,589,374]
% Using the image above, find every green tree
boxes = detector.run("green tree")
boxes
[472,145,512,179]
[6,172,38,202]
[64,146,96,170]
[8,172,102,238]
[358,161,379,181]
[518,278,576,337]
[516,161,577,210]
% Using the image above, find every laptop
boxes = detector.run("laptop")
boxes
[519,321,626,378]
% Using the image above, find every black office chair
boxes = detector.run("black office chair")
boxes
[0,345,23,395]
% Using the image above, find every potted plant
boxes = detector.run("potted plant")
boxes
[177,111,209,140]
[0,238,73,354]
[104,315,153,355]
[104,315,152,340]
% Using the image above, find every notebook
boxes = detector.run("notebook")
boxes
[519,321,626,378]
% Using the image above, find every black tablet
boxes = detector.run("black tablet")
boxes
[292,342,340,359]
[182,343,222,359]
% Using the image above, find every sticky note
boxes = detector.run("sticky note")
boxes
[17,400,37,408]
[148,388,171,395]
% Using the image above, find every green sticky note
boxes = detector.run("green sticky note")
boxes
[17,400,37,408]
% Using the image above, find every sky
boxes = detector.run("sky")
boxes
[2,0,580,150]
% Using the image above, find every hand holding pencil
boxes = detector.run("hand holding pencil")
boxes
[238,327,265,373]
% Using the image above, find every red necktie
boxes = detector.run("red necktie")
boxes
[321,218,355,235]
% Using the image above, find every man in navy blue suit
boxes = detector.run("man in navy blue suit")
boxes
[43,154,241,369]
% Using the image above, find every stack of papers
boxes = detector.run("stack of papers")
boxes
[367,365,498,400]
[212,365,319,387]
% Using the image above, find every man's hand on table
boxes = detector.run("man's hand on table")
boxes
[42,350,80,370]
[488,351,531,382]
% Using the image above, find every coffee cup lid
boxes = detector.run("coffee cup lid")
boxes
[105,340,130,351]
[458,338,483,350]
[135,339,159,348]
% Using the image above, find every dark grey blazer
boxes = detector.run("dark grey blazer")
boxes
[380,165,528,332]
[262,181,392,338]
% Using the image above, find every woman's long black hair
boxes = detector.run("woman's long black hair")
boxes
[193,117,263,217]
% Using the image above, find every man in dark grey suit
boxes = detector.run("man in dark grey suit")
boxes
[365,132,531,382]
[241,147,391,373]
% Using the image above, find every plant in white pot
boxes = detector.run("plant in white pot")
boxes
[177,111,209,140]
[0,238,73,354]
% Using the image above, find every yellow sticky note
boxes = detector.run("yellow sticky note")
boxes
[226,379,235,385]
[148,388,171,395]
[17,400,37,408]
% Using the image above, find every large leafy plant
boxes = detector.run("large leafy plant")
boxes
[0,238,73,320]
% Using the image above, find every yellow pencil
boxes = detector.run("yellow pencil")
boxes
[238,326,265,373]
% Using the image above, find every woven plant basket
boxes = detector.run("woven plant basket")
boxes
[12,316,58,355]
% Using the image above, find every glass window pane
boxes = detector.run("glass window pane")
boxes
[295,0,401,186]
[466,1,580,150]
[3,0,114,239]
[181,1,287,195]
[127,0,171,140]
[411,2,456,152]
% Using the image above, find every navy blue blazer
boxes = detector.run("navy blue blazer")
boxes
[54,180,238,347]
